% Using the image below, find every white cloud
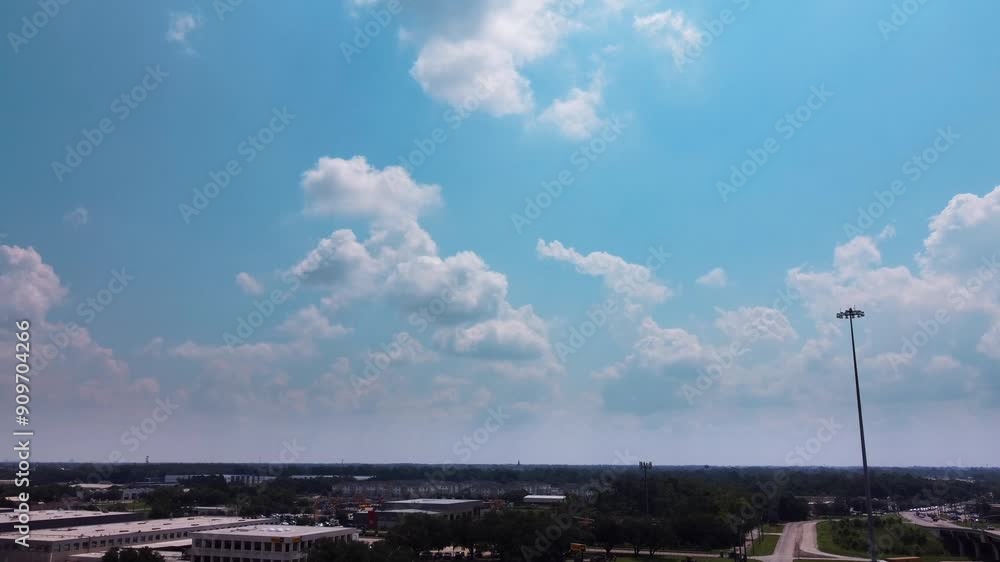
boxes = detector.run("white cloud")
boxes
[63,207,89,227]
[295,157,557,365]
[278,306,351,340]
[0,245,67,319]
[166,11,201,52]
[633,9,702,66]
[235,272,264,296]
[713,306,798,344]
[878,224,897,240]
[538,70,606,140]
[433,304,551,360]
[302,156,442,223]
[536,239,671,303]
[696,267,728,288]
[0,245,151,408]
[407,0,585,116]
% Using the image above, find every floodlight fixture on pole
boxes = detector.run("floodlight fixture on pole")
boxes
[836,307,877,562]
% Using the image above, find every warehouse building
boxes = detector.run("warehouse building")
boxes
[191,525,358,562]
[380,499,483,520]
[0,516,271,562]
[0,511,142,533]
[523,495,566,505]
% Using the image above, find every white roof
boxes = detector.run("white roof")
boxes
[194,525,357,539]
[0,510,133,523]
[0,516,270,543]
[383,499,481,506]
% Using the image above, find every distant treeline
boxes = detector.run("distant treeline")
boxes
[6,463,997,513]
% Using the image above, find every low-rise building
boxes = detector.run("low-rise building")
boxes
[523,495,566,505]
[191,525,358,562]
[380,499,482,520]
[0,516,272,562]
[0,511,142,533]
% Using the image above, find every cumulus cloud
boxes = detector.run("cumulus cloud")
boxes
[63,207,89,228]
[0,245,153,409]
[537,239,671,304]
[433,304,550,360]
[696,267,728,288]
[166,11,201,52]
[278,306,351,340]
[713,306,797,344]
[302,156,442,223]
[0,245,68,319]
[406,0,585,116]
[633,9,702,66]
[235,272,264,296]
[589,186,1000,416]
[538,70,606,140]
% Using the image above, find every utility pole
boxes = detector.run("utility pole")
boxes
[639,461,652,516]
[837,307,877,562]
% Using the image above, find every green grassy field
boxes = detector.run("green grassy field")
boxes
[748,534,779,557]
[815,518,955,559]
[763,524,785,534]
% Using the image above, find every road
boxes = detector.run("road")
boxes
[758,521,869,562]
[900,510,1000,538]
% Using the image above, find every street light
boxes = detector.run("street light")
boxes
[836,307,877,562]
[639,461,653,516]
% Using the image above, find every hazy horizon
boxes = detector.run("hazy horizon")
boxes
[2,1,999,466]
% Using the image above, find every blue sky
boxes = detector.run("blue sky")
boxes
[2,0,999,466]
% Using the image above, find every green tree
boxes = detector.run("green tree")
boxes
[593,517,624,556]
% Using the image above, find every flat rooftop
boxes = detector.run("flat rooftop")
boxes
[193,525,356,538]
[0,510,135,524]
[0,516,269,543]
[524,495,565,499]
[383,499,480,505]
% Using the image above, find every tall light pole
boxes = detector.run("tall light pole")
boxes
[639,461,652,516]
[837,307,877,562]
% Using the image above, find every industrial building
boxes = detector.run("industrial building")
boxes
[380,499,483,520]
[0,516,271,562]
[0,511,142,533]
[368,499,483,531]
[190,525,358,562]
[523,495,566,505]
